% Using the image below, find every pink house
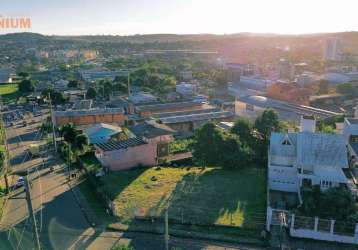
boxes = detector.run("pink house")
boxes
[94,120,175,171]
[95,137,157,171]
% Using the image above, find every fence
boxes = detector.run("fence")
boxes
[290,214,358,244]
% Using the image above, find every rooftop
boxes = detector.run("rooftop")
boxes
[270,132,348,169]
[136,101,202,112]
[129,120,175,138]
[55,108,123,117]
[159,111,234,124]
[95,137,146,151]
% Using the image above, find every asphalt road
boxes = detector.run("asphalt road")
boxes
[0,111,91,250]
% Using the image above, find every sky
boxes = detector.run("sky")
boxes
[1,0,358,35]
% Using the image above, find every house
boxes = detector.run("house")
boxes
[84,123,123,144]
[268,116,349,193]
[129,120,175,158]
[94,120,174,171]
[72,99,93,110]
[95,137,157,171]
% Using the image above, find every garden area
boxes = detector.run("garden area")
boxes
[101,166,266,229]
[0,83,20,104]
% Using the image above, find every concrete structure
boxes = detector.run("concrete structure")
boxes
[128,92,158,104]
[158,111,235,132]
[55,108,125,126]
[278,59,295,80]
[176,82,196,96]
[53,79,69,91]
[180,71,193,81]
[79,69,127,82]
[84,123,123,144]
[235,95,340,124]
[72,99,93,110]
[0,68,14,83]
[268,117,349,193]
[324,37,342,61]
[239,76,272,90]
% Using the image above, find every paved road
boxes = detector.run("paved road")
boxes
[0,111,91,250]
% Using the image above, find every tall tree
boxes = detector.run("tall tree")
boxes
[18,79,35,93]
[86,87,97,99]
[231,117,254,146]
[192,123,222,166]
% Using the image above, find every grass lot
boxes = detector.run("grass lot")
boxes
[0,84,20,104]
[102,167,266,228]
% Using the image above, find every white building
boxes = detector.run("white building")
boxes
[324,37,342,61]
[268,116,349,193]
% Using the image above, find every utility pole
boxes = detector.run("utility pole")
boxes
[67,143,71,180]
[23,175,41,250]
[164,209,169,250]
[48,93,57,153]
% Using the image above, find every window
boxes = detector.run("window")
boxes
[282,139,291,145]
[321,180,332,189]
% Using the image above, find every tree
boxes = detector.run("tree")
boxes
[191,122,251,168]
[59,123,78,144]
[73,133,89,151]
[320,187,356,220]
[301,186,356,220]
[336,82,357,97]
[231,117,254,146]
[18,79,35,93]
[41,88,67,106]
[68,80,79,88]
[192,123,222,166]
[254,109,283,165]
[254,109,281,140]
[18,72,29,78]
[86,87,97,99]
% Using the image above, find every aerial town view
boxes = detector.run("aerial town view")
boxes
[1,1,358,249]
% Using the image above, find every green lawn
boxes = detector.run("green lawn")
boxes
[0,84,20,104]
[102,167,266,228]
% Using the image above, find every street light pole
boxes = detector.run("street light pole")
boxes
[48,94,57,153]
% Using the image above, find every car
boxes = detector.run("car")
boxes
[14,177,25,189]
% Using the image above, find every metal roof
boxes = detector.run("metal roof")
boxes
[95,137,146,151]
[159,111,234,124]
[136,101,202,112]
[270,132,348,169]
[239,95,340,118]
[55,108,124,117]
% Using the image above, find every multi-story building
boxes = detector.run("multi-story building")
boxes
[324,37,342,61]
[268,116,349,193]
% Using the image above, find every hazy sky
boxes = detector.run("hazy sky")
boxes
[1,0,358,35]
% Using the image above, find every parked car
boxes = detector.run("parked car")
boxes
[14,177,25,189]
